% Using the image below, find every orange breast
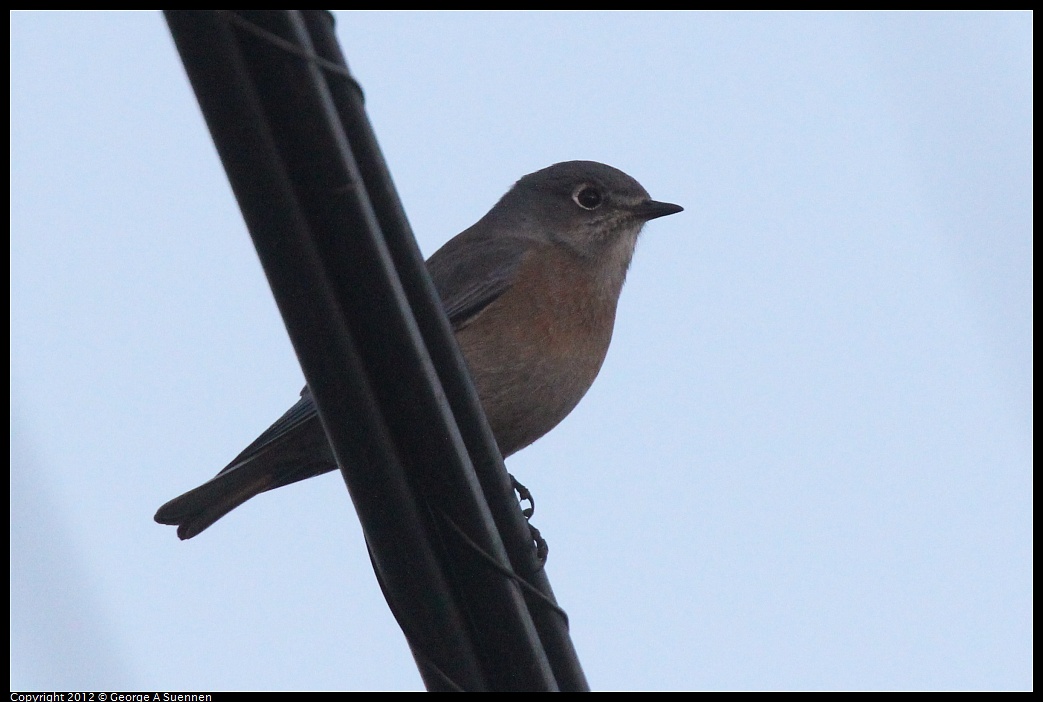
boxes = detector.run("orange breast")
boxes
[454,245,619,456]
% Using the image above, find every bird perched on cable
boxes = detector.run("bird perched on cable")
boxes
[155,160,682,540]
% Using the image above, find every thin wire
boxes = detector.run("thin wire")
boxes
[221,10,365,97]
[435,507,570,627]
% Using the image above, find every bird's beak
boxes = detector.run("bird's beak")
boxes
[634,199,684,221]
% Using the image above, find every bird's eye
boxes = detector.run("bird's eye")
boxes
[573,185,603,210]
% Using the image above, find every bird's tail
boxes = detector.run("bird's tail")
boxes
[155,388,341,539]
[154,462,279,540]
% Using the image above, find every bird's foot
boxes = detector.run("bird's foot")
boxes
[510,473,535,518]
[510,473,547,566]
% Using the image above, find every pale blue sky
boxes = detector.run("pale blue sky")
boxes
[11,11,1032,691]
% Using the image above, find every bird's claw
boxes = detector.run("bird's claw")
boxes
[510,474,547,566]
[510,474,535,519]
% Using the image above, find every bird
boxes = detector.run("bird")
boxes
[155,160,682,540]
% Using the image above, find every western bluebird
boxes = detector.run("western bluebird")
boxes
[155,160,682,539]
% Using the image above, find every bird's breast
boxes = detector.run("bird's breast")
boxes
[454,245,620,456]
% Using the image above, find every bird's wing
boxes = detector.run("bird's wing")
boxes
[213,386,320,478]
[426,232,530,330]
